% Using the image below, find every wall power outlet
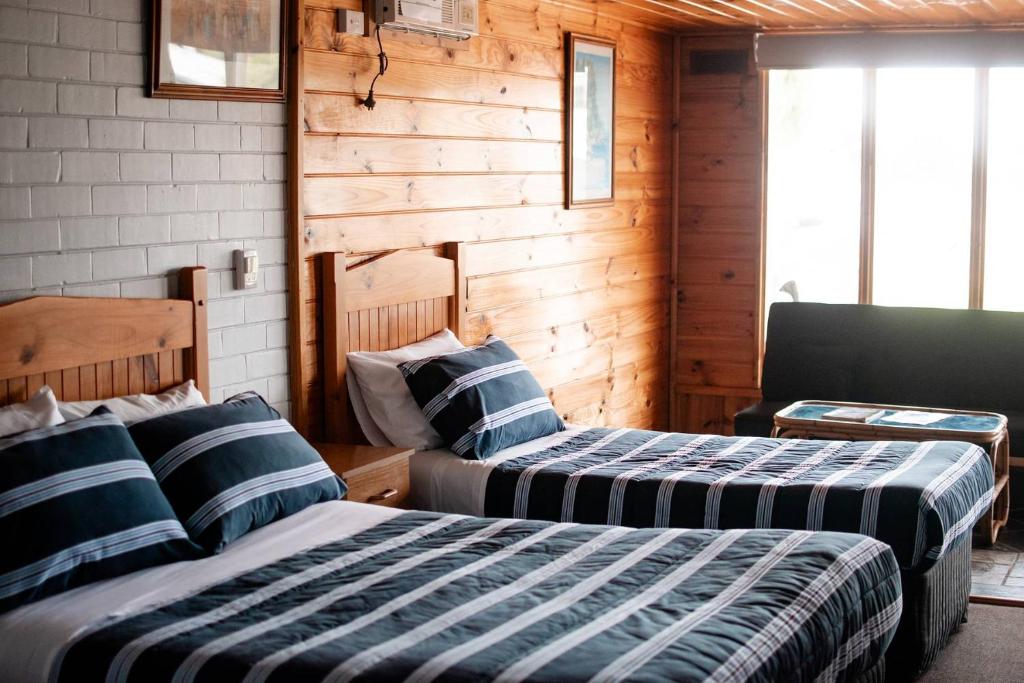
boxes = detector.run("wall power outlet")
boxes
[337,9,366,35]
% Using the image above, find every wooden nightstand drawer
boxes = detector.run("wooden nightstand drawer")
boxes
[343,466,410,506]
[315,443,413,508]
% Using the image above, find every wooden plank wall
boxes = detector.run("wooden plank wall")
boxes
[294,0,675,438]
[673,34,764,435]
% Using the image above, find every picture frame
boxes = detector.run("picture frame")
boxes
[565,33,616,209]
[149,0,287,102]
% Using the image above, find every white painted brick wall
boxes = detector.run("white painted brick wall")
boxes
[0,0,290,417]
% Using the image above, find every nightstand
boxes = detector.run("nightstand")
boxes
[315,443,413,508]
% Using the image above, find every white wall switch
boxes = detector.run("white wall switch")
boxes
[337,9,365,35]
[233,249,259,290]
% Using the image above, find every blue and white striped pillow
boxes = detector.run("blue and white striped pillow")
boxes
[128,393,345,553]
[0,409,200,614]
[400,336,565,459]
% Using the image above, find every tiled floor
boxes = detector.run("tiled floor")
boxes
[971,521,1024,602]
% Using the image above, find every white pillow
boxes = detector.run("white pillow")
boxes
[345,370,392,447]
[347,329,464,450]
[58,379,207,424]
[0,386,64,437]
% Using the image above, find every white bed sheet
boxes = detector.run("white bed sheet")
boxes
[408,426,587,515]
[0,500,402,683]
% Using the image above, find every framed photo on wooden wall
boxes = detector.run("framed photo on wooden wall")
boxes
[565,33,616,209]
[149,0,287,102]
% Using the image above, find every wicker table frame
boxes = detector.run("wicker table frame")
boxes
[772,400,1009,545]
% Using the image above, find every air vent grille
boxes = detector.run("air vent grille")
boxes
[689,49,749,75]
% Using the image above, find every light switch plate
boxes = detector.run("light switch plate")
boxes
[233,249,259,290]
[337,9,365,35]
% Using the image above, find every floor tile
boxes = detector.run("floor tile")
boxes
[973,549,1016,565]
[972,561,1010,585]
[970,581,1024,601]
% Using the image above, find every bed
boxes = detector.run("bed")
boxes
[409,427,992,574]
[316,246,995,679]
[0,501,900,683]
[0,267,902,682]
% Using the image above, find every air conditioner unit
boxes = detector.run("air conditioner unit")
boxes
[375,0,478,41]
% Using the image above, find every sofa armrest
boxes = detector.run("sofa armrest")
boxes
[733,401,792,437]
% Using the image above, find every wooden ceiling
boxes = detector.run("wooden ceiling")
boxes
[592,0,1024,32]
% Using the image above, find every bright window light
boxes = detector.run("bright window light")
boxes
[872,68,975,309]
[984,68,1024,312]
[765,69,863,321]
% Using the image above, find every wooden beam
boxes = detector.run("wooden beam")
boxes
[669,34,681,430]
[288,0,310,434]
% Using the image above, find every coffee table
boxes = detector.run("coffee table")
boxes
[772,400,1009,544]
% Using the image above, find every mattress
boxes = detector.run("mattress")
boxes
[6,503,901,683]
[410,427,994,573]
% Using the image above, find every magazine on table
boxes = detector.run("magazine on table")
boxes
[879,410,948,426]
[822,407,886,423]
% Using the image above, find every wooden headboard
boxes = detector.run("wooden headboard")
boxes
[0,267,210,407]
[321,244,467,443]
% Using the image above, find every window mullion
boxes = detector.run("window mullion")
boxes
[969,68,989,310]
[858,68,877,305]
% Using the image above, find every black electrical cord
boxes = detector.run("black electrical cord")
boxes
[362,26,388,110]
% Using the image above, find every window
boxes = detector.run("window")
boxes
[984,68,1024,312]
[872,68,975,308]
[765,70,862,311]
[766,66,1023,315]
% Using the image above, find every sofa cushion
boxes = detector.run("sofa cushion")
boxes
[762,302,1024,413]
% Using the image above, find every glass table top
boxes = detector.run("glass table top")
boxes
[786,403,1004,433]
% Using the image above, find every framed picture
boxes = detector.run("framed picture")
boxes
[565,33,616,209]
[149,0,287,102]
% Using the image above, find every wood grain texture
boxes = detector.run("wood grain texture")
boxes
[346,250,456,311]
[0,297,193,381]
[304,93,563,139]
[672,35,765,434]
[294,0,674,438]
[304,136,562,175]
[304,173,563,215]
[0,269,208,407]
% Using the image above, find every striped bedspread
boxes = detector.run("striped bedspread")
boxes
[56,512,901,683]
[483,428,995,572]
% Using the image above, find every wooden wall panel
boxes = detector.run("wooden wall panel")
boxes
[672,34,765,436]
[294,0,675,438]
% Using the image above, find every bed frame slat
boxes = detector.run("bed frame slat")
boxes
[79,364,97,401]
[7,377,26,403]
[61,367,80,402]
